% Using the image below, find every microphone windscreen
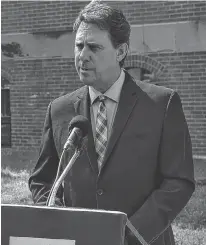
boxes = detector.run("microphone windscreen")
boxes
[68,115,89,137]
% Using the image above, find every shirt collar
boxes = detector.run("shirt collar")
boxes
[89,69,125,105]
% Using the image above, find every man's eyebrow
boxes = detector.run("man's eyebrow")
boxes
[75,41,104,48]
[88,43,104,48]
[75,41,83,45]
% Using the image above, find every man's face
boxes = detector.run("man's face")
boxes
[74,22,120,92]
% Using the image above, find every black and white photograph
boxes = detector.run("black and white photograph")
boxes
[1,1,206,245]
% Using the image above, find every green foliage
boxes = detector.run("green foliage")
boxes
[1,42,24,58]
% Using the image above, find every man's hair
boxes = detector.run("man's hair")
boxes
[73,0,131,67]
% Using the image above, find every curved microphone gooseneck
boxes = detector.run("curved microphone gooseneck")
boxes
[46,115,89,207]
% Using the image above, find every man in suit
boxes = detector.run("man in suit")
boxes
[29,1,195,245]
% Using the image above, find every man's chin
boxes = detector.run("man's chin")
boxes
[80,77,94,86]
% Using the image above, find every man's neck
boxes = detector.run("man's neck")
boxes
[93,68,122,93]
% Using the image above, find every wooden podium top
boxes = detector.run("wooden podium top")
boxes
[2,204,127,245]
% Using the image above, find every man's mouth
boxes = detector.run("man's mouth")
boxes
[81,67,88,71]
[80,67,92,72]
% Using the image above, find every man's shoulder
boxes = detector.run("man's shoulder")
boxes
[48,86,87,118]
[134,79,174,101]
[52,85,87,106]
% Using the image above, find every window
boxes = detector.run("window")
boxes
[126,67,142,81]
[126,67,151,81]
[1,76,11,147]
[126,67,157,84]
[141,68,151,81]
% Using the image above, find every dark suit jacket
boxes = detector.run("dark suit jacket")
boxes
[29,72,195,245]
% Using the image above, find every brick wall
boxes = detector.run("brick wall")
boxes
[2,1,206,157]
[152,52,206,156]
[2,1,206,34]
[5,58,80,151]
[3,52,205,155]
[126,52,206,156]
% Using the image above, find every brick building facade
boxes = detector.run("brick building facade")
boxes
[1,1,206,158]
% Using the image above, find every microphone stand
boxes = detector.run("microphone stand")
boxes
[47,145,82,207]
[46,141,148,245]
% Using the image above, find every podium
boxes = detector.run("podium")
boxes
[1,204,127,245]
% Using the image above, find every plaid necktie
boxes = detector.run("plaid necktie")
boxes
[95,95,107,170]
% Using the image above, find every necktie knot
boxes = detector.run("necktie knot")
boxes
[98,95,106,102]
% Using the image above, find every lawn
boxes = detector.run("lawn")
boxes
[1,167,206,244]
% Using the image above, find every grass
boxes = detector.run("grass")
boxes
[174,184,206,230]
[173,226,206,245]
[1,167,33,205]
[1,167,206,244]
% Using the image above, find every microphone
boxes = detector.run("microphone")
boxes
[63,115,89,150]
[47,115,89,206]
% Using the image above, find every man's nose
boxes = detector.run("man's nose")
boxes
[79,47,90,62]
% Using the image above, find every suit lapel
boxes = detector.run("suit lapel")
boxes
[100,72,140,171]
[74,86,99,175]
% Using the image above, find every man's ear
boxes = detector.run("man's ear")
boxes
[116,43,128,62]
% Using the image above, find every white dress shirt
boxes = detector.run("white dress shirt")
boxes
[89,69,125,140]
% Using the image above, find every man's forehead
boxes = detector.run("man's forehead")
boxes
[75,22,109,43]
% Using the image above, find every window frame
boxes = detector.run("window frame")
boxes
[1,77,11,147]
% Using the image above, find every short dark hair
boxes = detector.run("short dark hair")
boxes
[73,0,131,67]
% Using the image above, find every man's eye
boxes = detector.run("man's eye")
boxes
[90,47,98,52]
[76,44,83,50]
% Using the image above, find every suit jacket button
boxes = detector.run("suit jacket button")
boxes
[97,189,104,196]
